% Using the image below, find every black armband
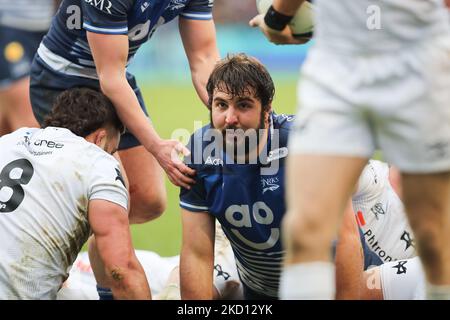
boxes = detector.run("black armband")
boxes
[264,5,294,31]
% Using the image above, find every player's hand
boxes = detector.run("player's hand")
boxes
[249,14,308,45]
[152,139,196,189]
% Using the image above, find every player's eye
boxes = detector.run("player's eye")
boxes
[239,103,251,109]
[216,102,227,109]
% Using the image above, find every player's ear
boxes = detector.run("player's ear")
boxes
[92,128,108,148]
[265,103,272,120]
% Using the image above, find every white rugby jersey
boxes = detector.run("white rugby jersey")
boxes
[352,160,416,263]
[314,0,450,53]
[0,0,55,31]
[0,127,128,299]
[380,256,425,300]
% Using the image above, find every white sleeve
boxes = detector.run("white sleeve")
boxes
[87,153,128,211]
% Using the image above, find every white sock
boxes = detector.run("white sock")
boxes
[279,262,335,300]
[426,282,450,300]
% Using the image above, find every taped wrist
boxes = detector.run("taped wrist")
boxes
[264,5,293,31]
[96,285,114,300]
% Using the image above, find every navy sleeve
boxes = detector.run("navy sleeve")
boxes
[82,0,132,35]
[179,132,209,212]
[181,0,213,20]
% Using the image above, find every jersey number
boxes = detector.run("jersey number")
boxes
[0,159,34,213]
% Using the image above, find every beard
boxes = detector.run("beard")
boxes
[211,110,267,164]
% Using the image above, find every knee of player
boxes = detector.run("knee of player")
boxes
[284,209,336,250]
[285,204,332,233]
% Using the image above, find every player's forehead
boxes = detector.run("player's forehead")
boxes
[212,86,259,102]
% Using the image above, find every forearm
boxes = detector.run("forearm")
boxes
[335,203,364,299]
[180,250,214,299]
[108,256,152,300]
[88,236,110,287]
[53,0,61,11]
[335,234,364,299]
[100,76,161,154]
[272,0,305,16]
[190,52,220,106]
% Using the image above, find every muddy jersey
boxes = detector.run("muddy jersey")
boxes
[0,127,128,299]
[353,160,416,263]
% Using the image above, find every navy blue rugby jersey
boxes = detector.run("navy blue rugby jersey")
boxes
[37,0,213,79]
[180,113,294,298]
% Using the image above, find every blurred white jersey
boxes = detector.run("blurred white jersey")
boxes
[0,127,128,299]
[352,160,416,263]
[314,0,449,53]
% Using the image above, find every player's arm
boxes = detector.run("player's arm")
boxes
[335,200,364,299]
[53,0,62,11]
[86,32,195,188]
[249,0,307,45]
[179,18,220,106]
[180,208,215,299]
[88,199,151,299]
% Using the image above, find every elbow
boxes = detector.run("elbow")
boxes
[97,73,124,97]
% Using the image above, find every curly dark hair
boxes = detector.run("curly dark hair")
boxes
[206,53,275,110]
[42,88,124,138]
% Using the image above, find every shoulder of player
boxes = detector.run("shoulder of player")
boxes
[271,113,294,149]
[81,0,133,17]
[185,123,221,169]
[60,132,119,170]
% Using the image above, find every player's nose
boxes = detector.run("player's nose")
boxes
[225,107,239,126]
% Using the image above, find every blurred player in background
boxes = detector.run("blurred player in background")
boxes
[253,0,450,299]
[0,0,60,136]
[58,224,243,300]
[0,88,150,299]
[29,0,221,224]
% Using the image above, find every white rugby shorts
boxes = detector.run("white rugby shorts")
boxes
[290,35,450,173]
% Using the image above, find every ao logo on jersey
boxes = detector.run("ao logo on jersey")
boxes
[225,202,279,250]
